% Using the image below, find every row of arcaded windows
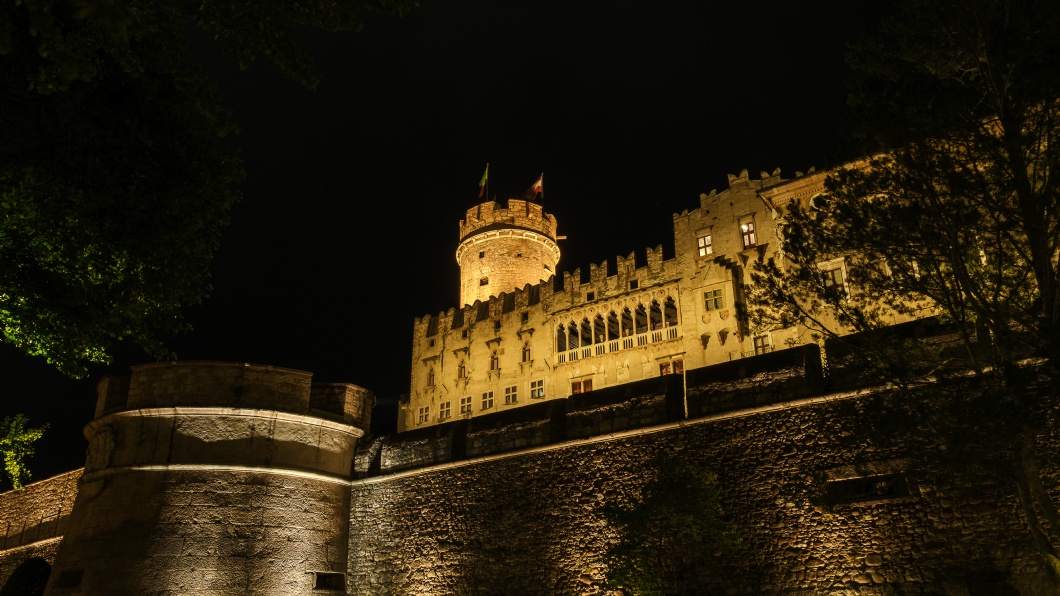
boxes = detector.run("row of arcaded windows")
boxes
[555,297,678,352]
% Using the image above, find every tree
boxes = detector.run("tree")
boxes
[604,455,741,595]
[0,415,47,490]
[0,0,417,378]
[750,0,1060,579]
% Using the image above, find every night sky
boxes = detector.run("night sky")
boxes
[0,2,894,481]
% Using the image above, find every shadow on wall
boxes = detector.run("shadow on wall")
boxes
[0,557,50,596]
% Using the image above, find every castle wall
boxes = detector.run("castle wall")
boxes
[350,376,1058,595]
[42,361,369,595]
[0,469,80,585]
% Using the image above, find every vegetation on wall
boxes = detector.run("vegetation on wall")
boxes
[604,455,741,594]
[750,0,1060,579]
[0,415,47,490]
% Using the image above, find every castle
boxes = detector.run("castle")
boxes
[0,168,1056,595]
[403,167,841,431]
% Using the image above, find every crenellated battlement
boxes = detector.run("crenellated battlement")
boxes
[459,198,559,243]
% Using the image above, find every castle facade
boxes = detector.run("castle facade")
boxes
[402,167,833,431]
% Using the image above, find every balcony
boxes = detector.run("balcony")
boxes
[556,325,680,365]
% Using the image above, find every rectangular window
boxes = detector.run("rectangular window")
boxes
[824,474,910,505]
[480,277,489,286]
[572,379,593,394]
[460,395,472,414]
[530,379,544,398]
[704,289,724,311]
[479,251,485,258]
[461,329,468,339]
[659,362,671,375]
[629,280,639,290]
[439,401,451,420]
[740,219,757,249]
[489,351,500,370]
[697,234,713,256]
[586,291,595,301]
[457,362,466,379]
[823,267,846,295]
[493,319,501,332]
[417,406,429,424]
[521,344,532,362]
[521,311,529,323]
[754,335,772,355]
[482,391,494,410]
[504,385,518,404]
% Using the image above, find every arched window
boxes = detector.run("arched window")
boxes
[568,321,579,349]
[664,296,678,326]
[621,307,634,337]
[593,314,606,343]
[457,361,466,379]
[489,350,500,371]
[606,311,620,340]
[426,367,435,387]
[635,304,648,334]
[556,324,567,352]
[649,300,663,330]
[522,342,532,362]
[580,318,592,347]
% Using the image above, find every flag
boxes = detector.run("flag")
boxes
[477,164,489,198]
[525,173,543,200]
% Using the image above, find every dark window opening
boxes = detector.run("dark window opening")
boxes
[314,572,346,591]
[520,311,529,323]
[825,474,909,505]
[635,304,648,334]
[607,311,620,340]
[480,277,489,286]
[479,251,485,258]
[556,324,567,352]
[428,338,435,348]
[629,279,639,290]
[579,318,592,347]
[586,291,595,301]
[53,569,84,589]
[664,296,679,326]
[493,319,501,333]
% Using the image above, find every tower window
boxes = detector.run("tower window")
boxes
[522,343,532,362]
[629,280,639,290]
[521,311,529,323]
[740,218,757,249]
[480,277,489,286]
[704,289,724,311]
[479,251,485,258]
[586,291,595,301]
[530,379,544,398]
[697,234,713,256]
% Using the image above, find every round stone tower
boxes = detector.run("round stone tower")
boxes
[46,361,373,595]
[455,198,561,306]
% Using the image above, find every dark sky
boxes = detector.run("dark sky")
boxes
[0,1,894,480]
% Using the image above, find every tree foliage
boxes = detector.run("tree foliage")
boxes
[604,455,740,595]
[0,415,47,490]
[0,0,416,378]
[750,0,1060,578]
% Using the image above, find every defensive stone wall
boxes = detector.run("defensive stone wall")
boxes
[0,470,80,583]
[348,371,1059,595]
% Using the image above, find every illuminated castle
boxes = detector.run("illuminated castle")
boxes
[402,167,835,431]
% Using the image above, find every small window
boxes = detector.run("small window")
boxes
[740,218,757,249]
[457,361,466,379]
[439,401,451,420]
[482,391,494,410]
[460,395,472,414]
[521,311,529,323]
[493,319,501,332]
[697,234,713,256]
[586,291,595,301]
[659,362,671,375]
[825,474,910,505]
[823,267,846,295]
[571,379,593,394]
[674,359,683,374]
[480,277,489,286]
[461,329,468,339]
[426,368,435,387]
[521,343,531,362]
[629,280,639,290]
[314,572,346,591]
[504,385,518,404]
[428,338,435,348]
[659,359,683,375]
[753,335,772,355]
[530,379,544,398]
[489,350,500,370]
[417,406,429,424]
[479,251,485,258]
[704,289,724,311]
